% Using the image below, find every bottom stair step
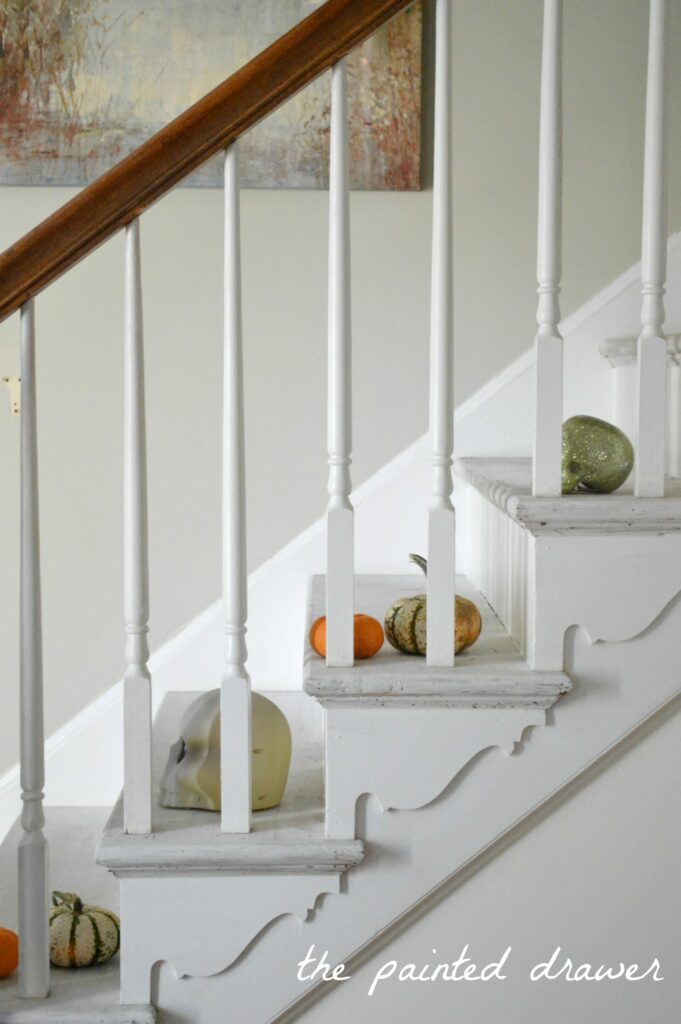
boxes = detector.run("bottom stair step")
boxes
[0,808,154,1024]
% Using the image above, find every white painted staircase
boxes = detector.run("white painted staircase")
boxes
[2,0,681,1021]
[2,510,679,1022]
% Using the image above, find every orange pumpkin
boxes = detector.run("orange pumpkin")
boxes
[310,614,384,660]
[0,927,19,979]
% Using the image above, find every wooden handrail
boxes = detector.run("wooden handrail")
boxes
[0,0,413,324]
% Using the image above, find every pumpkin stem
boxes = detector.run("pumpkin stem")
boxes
[73,897,84,915]
[409,553,428,577]
[52,890,79,909]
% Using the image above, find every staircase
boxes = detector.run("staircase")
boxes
[1,0,680,1022]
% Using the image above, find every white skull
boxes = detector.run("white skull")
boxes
[160,690,292,812]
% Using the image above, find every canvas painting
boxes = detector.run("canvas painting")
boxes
[0,1,422,189]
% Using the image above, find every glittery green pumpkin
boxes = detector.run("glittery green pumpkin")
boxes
[561,415,634,494]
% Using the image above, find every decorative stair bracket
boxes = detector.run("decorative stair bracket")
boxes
[109,870,359,1005]
[310,697,567,840]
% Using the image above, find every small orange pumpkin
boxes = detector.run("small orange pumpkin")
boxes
[0,926,19,979]
[310,614,384,659]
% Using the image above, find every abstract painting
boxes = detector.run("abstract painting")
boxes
[0,1,421,189]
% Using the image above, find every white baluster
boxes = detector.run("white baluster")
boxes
[427,0,455,668]
[635,0,669,497]
[123,218,152,835]
[532,0,563,498]
[326,58,354,668]
[221,143,251,833]
[18,298,50,999]
[666,336,681,478]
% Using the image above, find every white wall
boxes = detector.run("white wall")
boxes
[1,0,681,778]
[295,703,681,1024]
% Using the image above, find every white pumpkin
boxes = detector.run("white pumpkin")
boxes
[49,891,120,968]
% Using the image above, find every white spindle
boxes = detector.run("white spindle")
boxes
[635,0,669,497]
[427,0,455,668]
[667,337,681,478]
[326,58,354,668]
[18,299,50,999]
[123,218,152,835]
[532,0,563,498]
[221,143,251,833]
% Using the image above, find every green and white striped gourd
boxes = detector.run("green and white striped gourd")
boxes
[49,891,120,968]
[384,554,482,656]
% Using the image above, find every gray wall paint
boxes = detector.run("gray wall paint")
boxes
[1,0,680,776]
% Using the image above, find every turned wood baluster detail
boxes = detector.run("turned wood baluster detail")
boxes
[532,0,563,498]
[635,0,669,497]
[221,143,252,834]
[326,58,355,668]
[427,0,455,667]
[18,298,50,999]
[123,218,152,835]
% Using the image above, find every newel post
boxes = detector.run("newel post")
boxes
[532,0,563,498]
[221,143,252,833]
[427,0,455,667]
[18,298,50,998]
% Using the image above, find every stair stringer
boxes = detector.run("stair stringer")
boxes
[148,591,681,1024]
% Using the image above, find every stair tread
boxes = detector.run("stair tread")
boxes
[0,809,151,1023]
[455,456,681,533]
[303,575,570,706]
[96,691,363,874]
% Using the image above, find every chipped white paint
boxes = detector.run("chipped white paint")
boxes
[326,58,355,668]
[532,0,563,498]
[456,456,681,533]
[304,575,567,708]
